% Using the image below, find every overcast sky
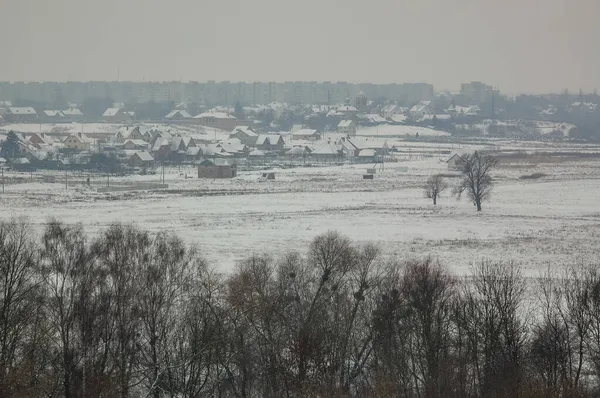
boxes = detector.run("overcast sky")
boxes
[0,0,598,94]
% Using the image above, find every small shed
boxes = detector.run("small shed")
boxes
[447,154,465,170]
[198,159,237,179]
[260,172,275,180]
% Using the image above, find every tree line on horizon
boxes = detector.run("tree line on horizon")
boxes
[1,219,600,397]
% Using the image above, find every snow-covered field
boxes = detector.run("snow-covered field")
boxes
[1,150,599,276]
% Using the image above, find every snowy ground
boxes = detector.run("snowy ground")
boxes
[1,148,599,276]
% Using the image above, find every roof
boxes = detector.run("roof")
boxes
[312,142,341,156]
[152,138,170,151]
[447,153,466,163]
[133,151,154,161]
[186,147,202,156]
[410,104,430,113]
[292,129,319,137]
[8,107,36,115]
[124,139,148,146]
[337,105,358,112]
[338,120,355,128]
[248,149,266,157]
[358,149,376,157]
[62,108,83,116]
[199,158,234,166]
[255,134,283,146]
[231,126,258,137]
[286,146,307,156]
[194,111,235,119]
[103,108,121,117]
[64,133,91,143]
[10,158,30,164]
[43,110,64,117]
[165,110,192,119]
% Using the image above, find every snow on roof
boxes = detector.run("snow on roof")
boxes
[256,134,283,146]
[410,104,430,113]
[187,146,201,156]
[338,120,354,128]
[152,138,170,151]
[382,104,398,112]
[43,110,64,117]
[165,110,192,119]
[312,142,341,155]
[248,149,266,157]
[358,149,376,157]
[124,139,148,146]
[199,158,233,166]
[231,126,258,137]
[8,107,36,115]
[103,108,121,117]
[62,108,83,116]
[133,151,154,161]
[194,111,235,119]
[293,129,319,136]
[286,146,307,156]
[64,133,91,143]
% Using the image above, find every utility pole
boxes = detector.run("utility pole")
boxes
[1,167,4,194]
[65,168,68,189]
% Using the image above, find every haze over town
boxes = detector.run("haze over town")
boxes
[1,1,600,397]
[1,0,599,93]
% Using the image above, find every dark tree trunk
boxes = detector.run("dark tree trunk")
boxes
[433,196,437,205]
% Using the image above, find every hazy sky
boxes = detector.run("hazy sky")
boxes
[0,0,598,94]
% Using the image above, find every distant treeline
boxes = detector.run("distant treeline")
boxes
[1,219,599,397]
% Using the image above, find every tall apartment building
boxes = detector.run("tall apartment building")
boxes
[460,81,495,103]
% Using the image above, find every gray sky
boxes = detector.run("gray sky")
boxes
[0,0,598,94]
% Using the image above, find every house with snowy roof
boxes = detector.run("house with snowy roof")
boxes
[40,110,66,122]
[62,108,84,121]
[123,139,150,151]
[63,133,92,151]
[5,107,37,123]
[102,107,131,122]
[229,126,259,146]
[164,110,192,120]
[255,135,285,151]
[409,101,432,120]
[337,120,357,136]
[291,129,321,141]
[129,151,154,168]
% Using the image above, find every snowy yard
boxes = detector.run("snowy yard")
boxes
[0,151,599,276]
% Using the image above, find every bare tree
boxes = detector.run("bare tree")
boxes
[454,151,498,211]
[425,175,448,205]
[40,220,90,398]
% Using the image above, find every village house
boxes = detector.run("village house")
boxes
[123,139,150,150]
[63,133,92,151]
[4,107,38,123]
[164,110,193,120]
[447,153,465,170]
[102,108,131,123]
[409,101,432,120]
[197,158,237,179]
[337,120,357,136]
[129,151,155,168]
[229,126,259,146]
[311,142,344,163]
[193,111,240,131]
[292,129,322,141]
[40,110,66,122]
[115,126,152,142]
[152,139,171,161]
[62,108,84,121]
[255,135,285,151]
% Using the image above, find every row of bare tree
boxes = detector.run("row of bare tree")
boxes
[0,219,599,397]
